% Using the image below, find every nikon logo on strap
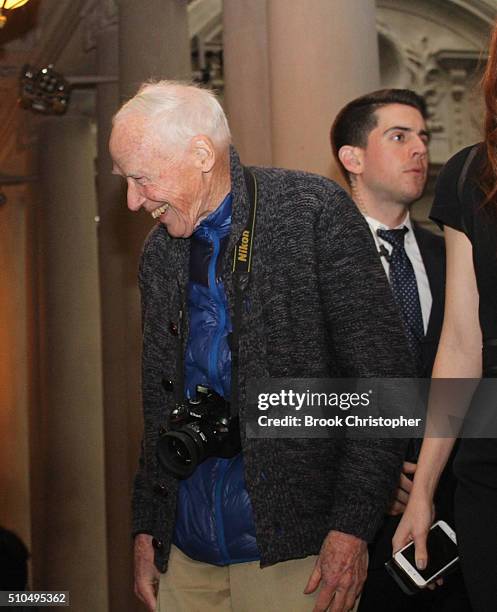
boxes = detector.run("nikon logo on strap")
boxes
[237,230,251,263]
[232,168,257,275]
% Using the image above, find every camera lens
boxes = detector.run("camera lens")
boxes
[170,438,191,462]
[157,431,200,479]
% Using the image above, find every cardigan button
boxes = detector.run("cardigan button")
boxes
[152,538,164,550]
[162,378,174,392]
[153,483,168,498]
[169,321,179,336]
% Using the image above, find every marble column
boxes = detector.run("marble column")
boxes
[223,0,273,166]
[95,23,135,612]
[37,115,108,612]
[117,0,191,100]
[223,0,380,179]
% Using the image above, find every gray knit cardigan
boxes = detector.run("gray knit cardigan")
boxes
[133,147,414,572]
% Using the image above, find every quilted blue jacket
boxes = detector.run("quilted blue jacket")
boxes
[173,193,259,564]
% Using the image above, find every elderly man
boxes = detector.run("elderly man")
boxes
[109,81,413,612]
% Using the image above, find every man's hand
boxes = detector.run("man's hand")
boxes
[134,534,160,611]
[304,530,368,612]
[388,461,417,516]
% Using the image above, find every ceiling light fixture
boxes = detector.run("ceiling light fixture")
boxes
[19,64,71,115]
[0,0,31,29]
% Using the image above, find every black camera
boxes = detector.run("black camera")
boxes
[157,385,241,479]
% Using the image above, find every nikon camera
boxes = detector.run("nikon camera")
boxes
[157,385,241,479]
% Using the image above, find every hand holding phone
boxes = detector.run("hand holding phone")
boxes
[392,489,435,570]
[386,520,458,593]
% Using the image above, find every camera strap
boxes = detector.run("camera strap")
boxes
[230,167,258,416]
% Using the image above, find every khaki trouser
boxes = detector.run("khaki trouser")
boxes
[156,545,361,612]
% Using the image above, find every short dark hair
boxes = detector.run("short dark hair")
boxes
[330,89,428,182]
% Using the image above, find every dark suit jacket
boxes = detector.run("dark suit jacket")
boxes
[413,223,445,377]
[368,222,447,569]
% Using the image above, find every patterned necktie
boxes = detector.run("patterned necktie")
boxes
[376,227,424,364]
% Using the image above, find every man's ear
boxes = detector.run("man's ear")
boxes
[191,136,216,172]
[338,145,364,176]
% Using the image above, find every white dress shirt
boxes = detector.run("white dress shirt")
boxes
[364,212,432,334]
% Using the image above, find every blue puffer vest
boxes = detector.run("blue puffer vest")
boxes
[173,193,260,565]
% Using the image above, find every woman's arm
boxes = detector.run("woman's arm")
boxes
[393,225,482,568]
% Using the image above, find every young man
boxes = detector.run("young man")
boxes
[331,89,471,611]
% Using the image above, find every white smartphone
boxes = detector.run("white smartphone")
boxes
[393,520,458,588]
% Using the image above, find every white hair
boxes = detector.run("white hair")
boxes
[113,80,231,153]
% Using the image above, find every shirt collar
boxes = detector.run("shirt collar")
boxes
[363,211,414,245]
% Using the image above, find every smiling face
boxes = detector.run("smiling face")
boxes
[109,115,217,238]
[340,103,429,215]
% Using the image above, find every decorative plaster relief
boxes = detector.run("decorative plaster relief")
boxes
[377,4,487,160]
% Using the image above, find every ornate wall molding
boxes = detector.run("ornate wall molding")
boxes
[377,0,490,161]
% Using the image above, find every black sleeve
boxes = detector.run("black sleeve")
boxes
[430,144,481,239]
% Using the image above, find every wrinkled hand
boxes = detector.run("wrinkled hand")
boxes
[304,530,368,612]
[134,534,160,611]
[388,461,417,516]
[392,493,434,572]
